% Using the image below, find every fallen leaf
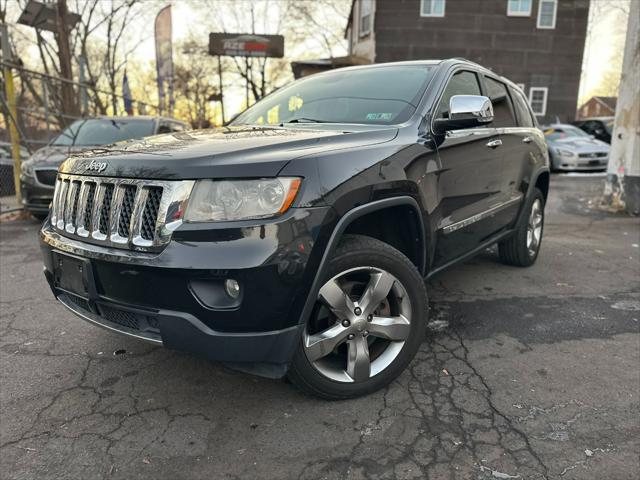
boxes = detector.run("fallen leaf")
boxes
[142,457,151,465]
[442,369,449,376]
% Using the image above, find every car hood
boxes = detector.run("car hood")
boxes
[28,145,96,167]
[549,137,610,154]
[59,126,399,179]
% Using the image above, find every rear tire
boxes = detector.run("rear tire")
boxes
[287,234,428,400]
[31,212,48,222]
[498,188,545,267]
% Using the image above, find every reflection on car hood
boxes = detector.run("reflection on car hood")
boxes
[29,145,96,167]
[548,137,610,153]
[59,126,399,180]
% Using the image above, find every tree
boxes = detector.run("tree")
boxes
[3,0,149,124]
[174,39,221,128]
[197,0,350,106]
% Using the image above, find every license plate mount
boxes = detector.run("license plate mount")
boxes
[52,251,96,299]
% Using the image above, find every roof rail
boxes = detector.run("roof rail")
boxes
[450,57,484,68]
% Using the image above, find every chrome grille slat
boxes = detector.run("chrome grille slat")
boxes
[91,184,108,241]
[108,184,127,244]
[63,180,77,233]
[130,187,150,247]
[51,178,61,225]
[50,173,194,251]
[75,182,93,237]
[57,180,69,230]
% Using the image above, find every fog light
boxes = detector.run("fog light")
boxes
[224,279,240,299]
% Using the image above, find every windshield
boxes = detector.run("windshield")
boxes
[231,65,435,127]
[51,119,155,147]
[543,125,591,142]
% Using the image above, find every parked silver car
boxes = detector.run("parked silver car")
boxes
[20,116,189,219]
[542,124,609,172]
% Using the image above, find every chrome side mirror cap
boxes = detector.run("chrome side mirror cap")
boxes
[449,95,494,123]
[433,95,494,134]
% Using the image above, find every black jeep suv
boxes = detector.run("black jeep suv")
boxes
[40,59,549,399]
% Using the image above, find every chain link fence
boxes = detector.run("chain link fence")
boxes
[1,60,161,215]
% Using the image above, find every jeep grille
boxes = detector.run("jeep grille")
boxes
[50,174,194,251]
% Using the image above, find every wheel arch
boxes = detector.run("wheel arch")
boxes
[535,169,550,203]
[298,197,426,327]
[515,168,550,227]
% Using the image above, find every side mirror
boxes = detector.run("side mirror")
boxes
[433,95,494,134]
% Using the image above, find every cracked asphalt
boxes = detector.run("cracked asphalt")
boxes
[1,174,639,480]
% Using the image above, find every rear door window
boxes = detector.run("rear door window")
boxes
[436,71,482,120]
[510,87,535,127]
[484,77,516,128]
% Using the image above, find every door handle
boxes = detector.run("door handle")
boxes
[522,136,533,144]
[486,139,502,148]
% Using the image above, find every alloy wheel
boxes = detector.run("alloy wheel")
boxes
[527,198,543,256]
[303,267,412,383]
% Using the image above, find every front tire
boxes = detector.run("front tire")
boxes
[498,188,545,267]
[287,234,428,400]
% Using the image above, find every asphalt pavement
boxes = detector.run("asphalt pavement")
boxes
[1,174,638,480]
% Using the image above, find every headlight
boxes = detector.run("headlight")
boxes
[21,161,34,177]
[184,177,302,222]
[555,148,574,157]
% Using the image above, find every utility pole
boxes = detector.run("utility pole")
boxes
[603,0,640,215]
[55,0,78,120]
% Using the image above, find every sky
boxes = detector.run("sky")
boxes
[578,0,629,102]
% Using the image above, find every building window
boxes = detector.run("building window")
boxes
[507,0,532,16]
[529,87,548,116]
[421,0,445,17]
[360,0,372,37]
[537,0,557,29]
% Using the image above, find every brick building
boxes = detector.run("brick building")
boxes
[577,96,617,119]
[345,0,589,123]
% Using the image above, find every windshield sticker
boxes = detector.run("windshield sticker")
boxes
[366,113,393,121]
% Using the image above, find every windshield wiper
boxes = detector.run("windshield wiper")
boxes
[283,117,328,124]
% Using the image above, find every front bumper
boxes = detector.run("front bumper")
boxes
[41,205,335,368]
[21,173,55,213]
[554,156,608,171]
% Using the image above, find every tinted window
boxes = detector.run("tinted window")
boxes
[510,88,534,127]
[158,122,186,133]
[484,77,516,128]
[232,65,435,126]
[52,119,155,146]
[157,124,172,134]
[436,71,482,119]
